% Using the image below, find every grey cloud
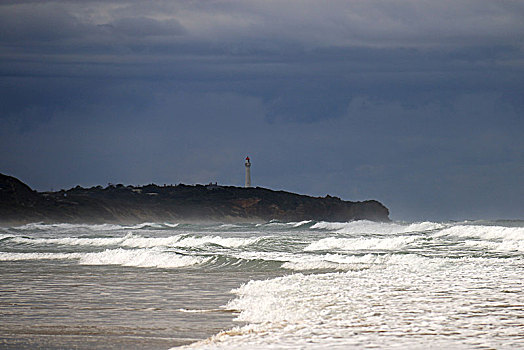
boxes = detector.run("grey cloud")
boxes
[1,43,521,126]
[3,1,524,49]
[107,17,185,37]
[0,4,185,49]
[164,0,524,48]
[0,4,87,42]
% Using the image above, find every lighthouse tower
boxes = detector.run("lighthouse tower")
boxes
[245,156,251,188]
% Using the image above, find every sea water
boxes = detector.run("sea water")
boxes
[0,220,523,349]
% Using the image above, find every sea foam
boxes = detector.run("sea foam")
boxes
[0,248,208,268]
[8,233,262,250]
[304,235,418,251]
[187,252,524,349]
[436,225,524,241]
[78,248,208,268]
[311,220,444,235]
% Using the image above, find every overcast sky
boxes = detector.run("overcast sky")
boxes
[1,0,523,221]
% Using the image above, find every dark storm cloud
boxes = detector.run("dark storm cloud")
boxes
[0,4,85,42]
[1,0,523,220]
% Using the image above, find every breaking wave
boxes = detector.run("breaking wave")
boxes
[0,248,208,268]
[311,220,445,234]
[11,222,179,232]
[304,235,419,251]
[7,233,263,249]
[186,252,524,349]
[78,248,208,268]
[436,224,524,241]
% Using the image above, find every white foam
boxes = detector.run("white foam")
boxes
[78,248,207,268]
[115,234,261,249]
[304,236,418,251]
[255,220,312,228]
[233,251,387,271]
[12,232,138,247]
[0,248,207,268]
[265,222,288,227]
[8,233,261,250]
[464,240,524,252]
[123,222,162,229]
[14,222,124,232]
[311,220,444,235]
[185,253,524,349]
[168,235,261,249]
[228,255,521,324]
[218,224,240,228]
[281,259,372,271]
[232,251,299,262]
[436,225,524,241]
[291,220,313,227]
[0,252,81,261]
[310,221,352,230]
[12,222,180,232]
[281,253,466,272]
[281,253,393,271]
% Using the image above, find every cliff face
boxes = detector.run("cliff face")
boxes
[0,173,390,225]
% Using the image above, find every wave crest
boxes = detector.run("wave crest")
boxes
[305,236,418,251]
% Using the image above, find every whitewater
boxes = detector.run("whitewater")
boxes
[1,220,523,349]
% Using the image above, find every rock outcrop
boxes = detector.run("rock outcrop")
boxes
[0,173,390,225]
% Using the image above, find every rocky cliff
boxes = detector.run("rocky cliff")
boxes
[0,173,390,225]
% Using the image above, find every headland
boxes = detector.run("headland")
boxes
[0,173,390,225]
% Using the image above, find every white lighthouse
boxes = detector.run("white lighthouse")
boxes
[245,156,251,188]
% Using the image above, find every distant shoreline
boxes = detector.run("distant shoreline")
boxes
[0,173,390,226]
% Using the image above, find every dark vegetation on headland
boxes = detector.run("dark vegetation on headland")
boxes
[0,173,390,225]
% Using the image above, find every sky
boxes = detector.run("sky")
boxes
[1,0,523,221]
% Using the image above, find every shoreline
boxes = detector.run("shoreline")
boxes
[1,173,390,225]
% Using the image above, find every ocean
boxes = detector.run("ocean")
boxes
[0,220,523,349]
